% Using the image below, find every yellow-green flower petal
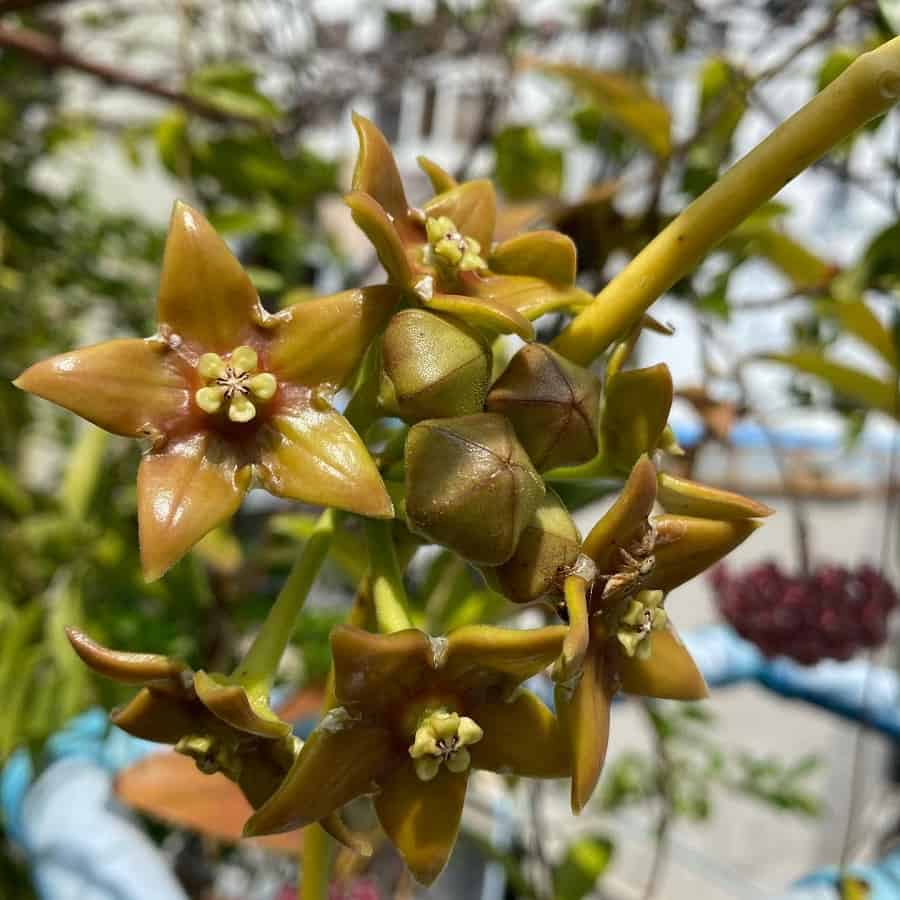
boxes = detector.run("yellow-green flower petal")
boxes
[345,191,415,287]
[247,372,277,400]
[227,393,256,423]
[195,385,225,414]
[257,402,393,519]
[230,345,258,374]
[489,231,577,285]
[193,670,291,739]
[374,763,469,886]
[351,112,410,222]
[417,155,458,194]
[468,689,569,778]
[197,352,226,379]
[619,625,708,700]
[424,180,496,251]
[656,472,774,520]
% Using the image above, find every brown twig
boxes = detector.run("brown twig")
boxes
[0,22,265,125]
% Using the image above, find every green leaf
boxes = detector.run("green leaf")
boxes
[189,64,280,121]
[553,835,614,900]
[767,350,898,418]
[539,62,672,157]
[493,126,564,200]
[727,223,833,289]
[820,299,898,368]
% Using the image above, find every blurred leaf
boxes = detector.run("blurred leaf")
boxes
[820,299,898,368]
[727,223,833,289]
[767,350,898,417]
[818,48,856,90]
[189,64,280,121]
[553,835,614,900]
[539,62,671,157]
[270,514,368,584]
[880,0,900,34]
[493,126,563,200]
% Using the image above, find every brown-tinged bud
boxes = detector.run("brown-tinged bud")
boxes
[483,488,581,604]
[486,343,601,471]
[405,413,545,565]
[380,310,491,422]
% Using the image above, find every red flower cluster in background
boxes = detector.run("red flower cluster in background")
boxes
[713,562,897,665]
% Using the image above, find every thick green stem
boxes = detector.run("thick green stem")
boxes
[232,508,336,693]
[552,36,900,364]
[299,823,331,900]
[365,519,412,633]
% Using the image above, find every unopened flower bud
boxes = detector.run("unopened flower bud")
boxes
[405,413,545,565]
[486,344,600,471]
[484,488,581,604]
[380,310,491,422]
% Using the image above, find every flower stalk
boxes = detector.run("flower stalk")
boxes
[299,823,331,900]
[232,508,337,695]
[365,519,412,633]
[553,35,900,364]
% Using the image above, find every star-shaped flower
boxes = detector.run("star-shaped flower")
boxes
[345,114,593,342]
[553,455,770,812]
[15,202,398,579]
[243,623,570,885]
[65,627,295,810]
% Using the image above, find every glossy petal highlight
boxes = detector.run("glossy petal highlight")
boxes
[619,625,709,700]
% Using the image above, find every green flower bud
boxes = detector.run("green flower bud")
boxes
[486,344,600,471]
[483,488,581,604]
[405,413,545,565]
[380,310,491,422]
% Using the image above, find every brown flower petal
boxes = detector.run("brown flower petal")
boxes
[468,689,569,778]
[344,192,414,287]
[351,113,410,222]
[582,455,657,572]
[14,339,188,439]
[137,433,250,581]
[244,713,392,836]
[112,687,208,744]
[331,626,435,709]
[490,231,577,285]
[257,403,392,519]
[424,180,496,251]
[65,627,187,688]
[266,286,401,391]
[374,763,468,886]
[618,625,708,700]
[156,201,263,352]
[646,514,762,592]
[555,650,613,814]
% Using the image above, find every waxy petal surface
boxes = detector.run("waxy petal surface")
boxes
[426,293,534,340]
[15,339,188,439]
[424,180,496,251]
[490,231,577,285]
[65,627,186,687]
[656,472,773,520]
[468,689,568,778]
[193,670,291,739]
[112,687,208,744]
[267,286,400,390]
[555,650,612,813]
[619,626,708,700]
[331,626,435,709]
[374,763,468,886]
[138,433,250,581]
[443,624,567,695]
[646,515,762,592]
[470,274,592,320]
[257,404,392,519]
[351,113,410,222]
[345,192,414,286]
[582,455,657,572]
[157,201,262,352]
[417,155,458,194]
[245,714,392,836]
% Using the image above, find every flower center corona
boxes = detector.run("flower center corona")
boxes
[423,215,487,273]
[408,708,483,782]
[616,589,667,659]
[194,346,277,423]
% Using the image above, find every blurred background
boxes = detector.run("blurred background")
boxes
[3,1,900,898]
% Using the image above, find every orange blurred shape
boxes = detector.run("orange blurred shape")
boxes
[116,751,301,854]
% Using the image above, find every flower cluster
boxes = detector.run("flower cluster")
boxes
[15,116,771,885]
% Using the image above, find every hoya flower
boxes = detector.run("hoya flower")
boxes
[554,455,770,812]
[243,623,569,885]
[65,628,295,810]
[345,114,593,341]
[15,202,397,579]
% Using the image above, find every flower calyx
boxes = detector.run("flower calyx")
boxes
[409,709,484,781]
[195,345,278,423]
[424,216,487,274]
